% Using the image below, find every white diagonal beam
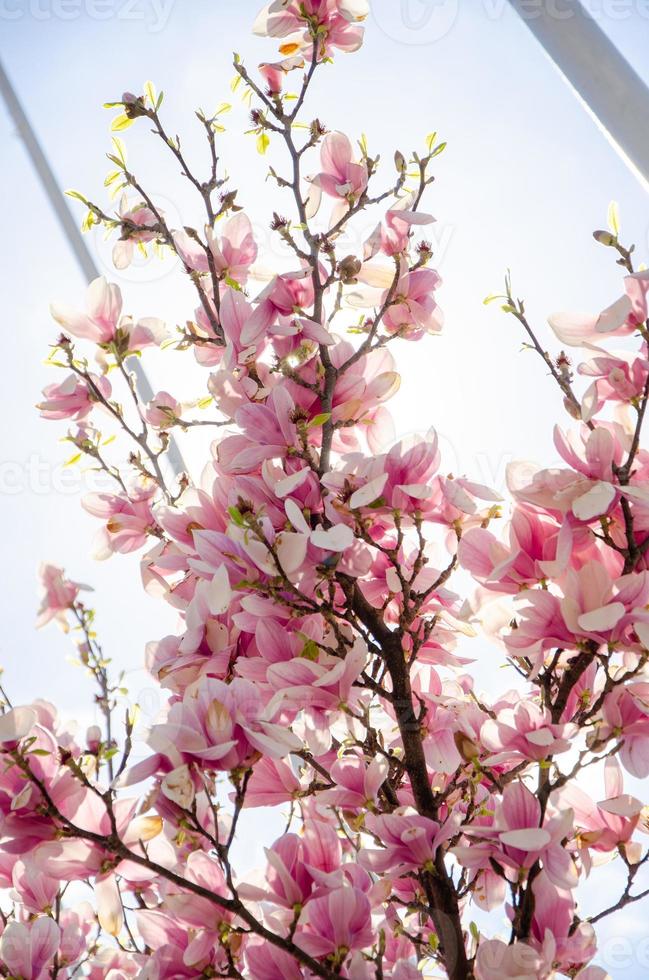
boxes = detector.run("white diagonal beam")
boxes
[0,58,186,476]
[507,0,649,192]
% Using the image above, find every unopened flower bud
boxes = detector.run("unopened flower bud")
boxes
[122,93,148,119]
[593,229,617,247]
[338,255,362,284]
[454,730,480,762]
[86,725,102,752]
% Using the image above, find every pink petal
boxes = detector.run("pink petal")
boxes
[499,828,552,850]
[310,524,355,552]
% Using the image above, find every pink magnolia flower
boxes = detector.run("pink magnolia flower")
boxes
[321,343,400,435]
[380,208,434,256]
[309,132,368,207]
[265,641,366,752]
[364,201,435,259]
[245,940,304,980]
[549,269,649,349]
[559,563,649,646]
[217,387,299,474]
[144,390,182,429]
[12,858,60,913]
[0,710,88,851]
[193,288,259,369]
[35,800,166,937]
[507,425,625,524]
[120,314,168,350]
[57,904,95,970]
[382,263,443,339]
[476,938,608,980]
[475,938,550,980]
[330,430,442,516]
[239,824,334,909]
[38,373,111,421]
[241,268,319,346]
[0,918,60,980]
[158,851,233,957]
[112,195,159,270]
[253,1,368,57]
[555,758,642,866]
[50,276,167,351]
[580,347,649,422]
[481,696,576,765]
[82,482,157,559]
[459,507,570,593]
[50,276,122,344]
[505,563,649,667]
[259,55,305,94]
[597,681,649,777]
[360,808,457,876]
[317,753,388,811]
[456,781,578,891]
[148,676,302,772]
[86,948,139,980]
[136,903,228,976]
[177,566,233,655]
[529,872,597,973]
[173,212,258,285]
[241,755,302,807]
[294,885,373,958]
[35,563,88,629]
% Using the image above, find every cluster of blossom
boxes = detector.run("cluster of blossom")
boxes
[5,2,648,978]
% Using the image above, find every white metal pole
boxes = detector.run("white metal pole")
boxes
[0,58,186,477]
[507,0,649,193]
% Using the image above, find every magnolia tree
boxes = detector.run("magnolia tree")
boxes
[4,2,649,978]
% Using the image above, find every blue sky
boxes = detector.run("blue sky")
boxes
[2,0,649,971]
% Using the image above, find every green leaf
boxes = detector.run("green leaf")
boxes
[308,413,331,428]
[104,170,121,187]
[228,506,246,527]
[144,80,157,107]
[300,639,319,662]
[607,200,620,237]
[111,113,134,132]
[65,189,89,204]
[112,137,127,166]
[256,132,270,155]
